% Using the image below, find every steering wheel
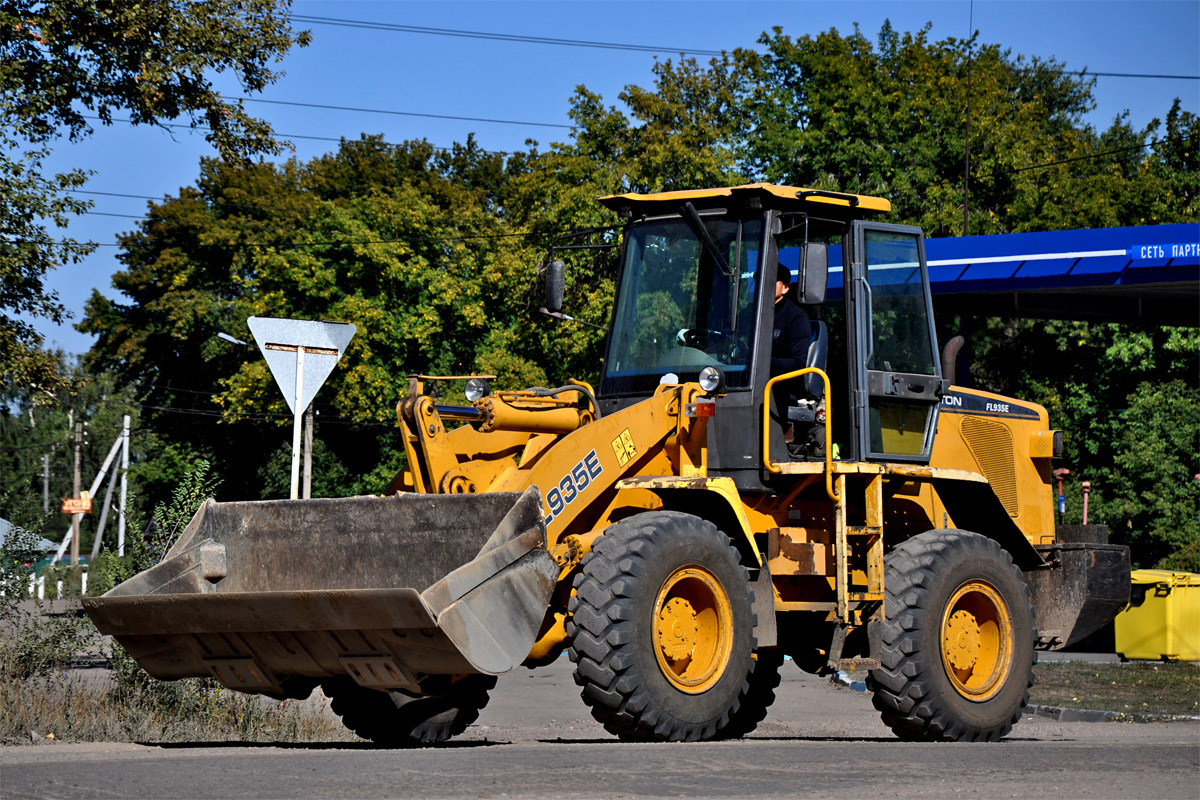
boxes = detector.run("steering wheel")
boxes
[676,328,723,349]
[718,338,749,365]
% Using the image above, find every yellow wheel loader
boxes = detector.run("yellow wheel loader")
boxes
[84,184,1130,744]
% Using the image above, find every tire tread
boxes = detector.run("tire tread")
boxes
[566,511,768,741]
[869,530,1036,742]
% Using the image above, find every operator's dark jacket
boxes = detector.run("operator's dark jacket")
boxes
[770,298,813,433]
[770,299,812,377]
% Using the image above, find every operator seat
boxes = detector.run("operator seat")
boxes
[786,320,828,424]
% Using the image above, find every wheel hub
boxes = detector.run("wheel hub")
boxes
[944,610,982,670]
[657,597,700,661]
[652,566,734,694]
[940,579,1014,702]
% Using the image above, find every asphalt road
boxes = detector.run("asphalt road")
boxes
[2,660,1197,799]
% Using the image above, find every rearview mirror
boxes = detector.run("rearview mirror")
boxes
[800,244,827,305]
[544,260,565,313]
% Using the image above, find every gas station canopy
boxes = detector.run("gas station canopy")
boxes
[924,223,1199,326]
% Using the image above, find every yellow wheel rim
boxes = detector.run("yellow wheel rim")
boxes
[940,580,1014,702]
[653,566,733,694]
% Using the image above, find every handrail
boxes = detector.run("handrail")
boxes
[762,367,838,502]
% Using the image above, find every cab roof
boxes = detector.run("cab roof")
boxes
[598,182,891,217]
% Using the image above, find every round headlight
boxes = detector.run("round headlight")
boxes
[698,366,724,393]
[464,378,490,403]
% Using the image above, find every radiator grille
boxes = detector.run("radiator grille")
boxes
[961,416,1020,517]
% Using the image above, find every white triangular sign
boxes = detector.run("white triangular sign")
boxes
[247,317,356,413]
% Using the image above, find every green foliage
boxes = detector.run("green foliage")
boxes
[0,1,311,157]
[258,437,350,499]
[0,0,309,392]
[0,515,95,682]
[1106,381,1200,570]
[1,357,144,558]
[144,459,221,562]
[81,136,604,499]
[0,142,90,395]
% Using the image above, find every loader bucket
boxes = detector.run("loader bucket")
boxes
[82,487,557,697]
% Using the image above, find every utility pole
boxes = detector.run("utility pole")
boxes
[962,1,974,237]
[43,453,50,514]
[71,420,82,567]
[303,403,314,500]
[118,415,129,557]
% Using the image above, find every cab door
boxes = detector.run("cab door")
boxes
[849,222,943,462]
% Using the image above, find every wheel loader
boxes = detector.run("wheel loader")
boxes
[84,183,1130,744]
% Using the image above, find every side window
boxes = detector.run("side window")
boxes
[864,231,936,376]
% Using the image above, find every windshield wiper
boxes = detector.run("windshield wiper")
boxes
[681,202,733,278]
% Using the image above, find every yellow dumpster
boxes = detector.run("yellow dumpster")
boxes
[1114,570,1200,661]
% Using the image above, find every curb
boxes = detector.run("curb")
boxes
[826,672,1198,722]
[1026,704,1200,723]
[1026,704,1122,722]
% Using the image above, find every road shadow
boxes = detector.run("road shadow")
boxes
[534,735,901,744]
[149,739,505,751]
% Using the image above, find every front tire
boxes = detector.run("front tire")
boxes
[716,647,783,739]
[869,530,1035,742]
[322,674,496,746]
[567,511,759,741]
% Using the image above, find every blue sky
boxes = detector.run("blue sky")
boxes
[33,0,1200,356]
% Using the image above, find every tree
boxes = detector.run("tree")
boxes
[1105,380,1200,570]
[0,0,310,392]
[82,136,565,500]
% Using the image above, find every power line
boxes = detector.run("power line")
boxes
[291,13,1199,81]
[978,137,1191,180]
[135,402,393,428]
[35,135,1190,246]
[84,211,144,219]
[290,14,723,57]
[1071,71,1199,81]
[76,189,162,201]
[81,115,511,155]
[234,96,572,130]
[59,228,536,249]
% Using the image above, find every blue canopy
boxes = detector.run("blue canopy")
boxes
[924,223,1199,326]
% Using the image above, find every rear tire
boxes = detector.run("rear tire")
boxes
[567,511,758,741]
[322,674,496,746]
[869,530,1035,742]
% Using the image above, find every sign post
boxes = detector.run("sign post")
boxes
[248,317,356,500]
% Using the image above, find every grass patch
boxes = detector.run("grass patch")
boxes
[1031,661,1200,718]
[0,665,357,745]
[0,600,355,746]
[2,463,357,746]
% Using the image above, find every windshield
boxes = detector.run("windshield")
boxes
[601,215,763,396]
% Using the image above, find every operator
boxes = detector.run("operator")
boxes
[769,263,820,459]
[770,262,811,376]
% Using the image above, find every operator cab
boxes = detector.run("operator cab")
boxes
[549,184,944,492]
